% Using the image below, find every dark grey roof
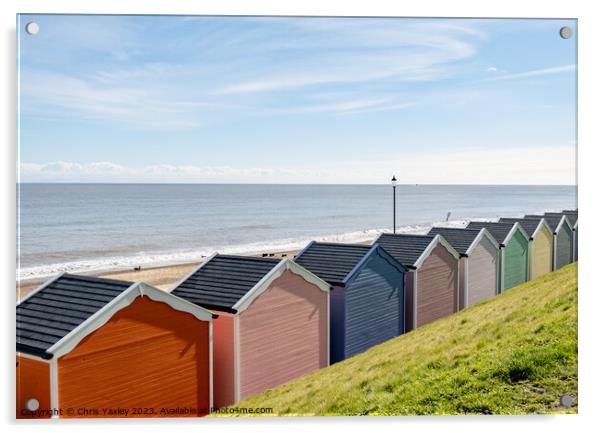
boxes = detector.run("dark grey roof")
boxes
[525,214,567,233]
[17,273,134,358]
[562,209,578,217]
[546,211,577,227]
[562,211,578,226]
[498,218,543,238]
[171,255,280,313]
[294,242,373,286]
[375,234,435,268]
[427,227,491,255]
[465,221,516,245]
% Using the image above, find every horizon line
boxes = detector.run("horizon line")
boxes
[16,182,578,187]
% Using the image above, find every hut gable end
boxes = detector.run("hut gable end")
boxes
[237,269,328,401]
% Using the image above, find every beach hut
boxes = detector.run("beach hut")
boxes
[561,210,578,261]
[525,214,574,270]
[427,227,499,309]
[171,254,330,408]
[16,273,214,419]
[499,217,554,280]
[374,234,459,330]
[548,210,578,262]
[466,222,530,293]
[294,242,406,364]
[560,210,578,261]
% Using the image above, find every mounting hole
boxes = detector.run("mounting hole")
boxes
[559,26,573,39]
[560,394,573,407]
[25,22,39,35]
[26,398,40,411]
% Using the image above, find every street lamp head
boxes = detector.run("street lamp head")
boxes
[391,175,397,187]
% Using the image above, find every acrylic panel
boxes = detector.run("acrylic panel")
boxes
[16,15,577,418]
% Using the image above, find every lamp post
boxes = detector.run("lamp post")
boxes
[391,175,397,234]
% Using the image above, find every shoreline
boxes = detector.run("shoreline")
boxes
[15,218,495,300]
[16,247,306,300]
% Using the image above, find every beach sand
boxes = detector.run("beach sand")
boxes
[17,249,300,300]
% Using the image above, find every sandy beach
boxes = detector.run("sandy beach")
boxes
[16,249,301,300]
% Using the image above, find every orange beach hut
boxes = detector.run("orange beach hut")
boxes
[16,273,214,419]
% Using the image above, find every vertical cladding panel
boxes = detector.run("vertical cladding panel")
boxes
[58,297,211,418]
[238,270,328,401]
[574,227,578,260]
[404,271,415,332]
[503,233,529,291]
[343,254,404,359]
[16,355,51,419]
[466,239,498,307]
[458,257,466,309]
[416,244,458,327]
[555,225,573,269]
[211,314,235,408]
[532,230,553,278]
[329,285,346,364]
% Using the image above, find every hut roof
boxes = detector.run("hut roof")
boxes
[172,254,329,313]
[465,221,527,246]
[545,211,578,227]
[294,242,375,286]
[498,217,551,239]
[525,214,572,233]
[375,233,459,268]
[17,273,213,359]
[427,227,498,255]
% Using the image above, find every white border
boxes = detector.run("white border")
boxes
[4,2,597,431]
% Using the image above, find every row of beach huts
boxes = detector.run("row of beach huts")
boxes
[16,209,577,418]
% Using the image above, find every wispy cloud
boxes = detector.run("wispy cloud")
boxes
[20,144,575,185]
[18,15,577,183]
[213,19,482,95]
[481,64,576,82]
[20,17,487,129]
[19,69,234,130]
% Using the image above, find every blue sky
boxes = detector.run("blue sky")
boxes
[18,15,576,184]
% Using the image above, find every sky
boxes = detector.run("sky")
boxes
[17,15,577,184]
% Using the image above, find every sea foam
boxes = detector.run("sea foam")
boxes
[17,218,489,282]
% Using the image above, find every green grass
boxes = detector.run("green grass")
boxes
[216,263,578,416]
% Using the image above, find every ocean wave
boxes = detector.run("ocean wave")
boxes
[17,218,492,282]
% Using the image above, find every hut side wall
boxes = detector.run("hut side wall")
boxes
[16,355,51,419]
[329,285,346,364]
[416,244,458,327]
[532,229,553,279]
[574,227,578,261]
[458,257,466,309]
[466,239,498,307]
[57,296,211,418]
[343,253,404,360]
[404,271,415,332]
[211,313,235,408]
[238,270,328,402]
[503,233,529,291]
[555,224,573,269]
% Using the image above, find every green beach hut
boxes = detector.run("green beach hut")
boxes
[466,221,530,293]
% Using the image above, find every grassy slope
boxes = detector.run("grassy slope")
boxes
[219,263,577,416]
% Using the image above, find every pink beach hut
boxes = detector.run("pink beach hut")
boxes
[171,254,330,408]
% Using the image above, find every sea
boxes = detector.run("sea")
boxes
[17,184,577,282]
